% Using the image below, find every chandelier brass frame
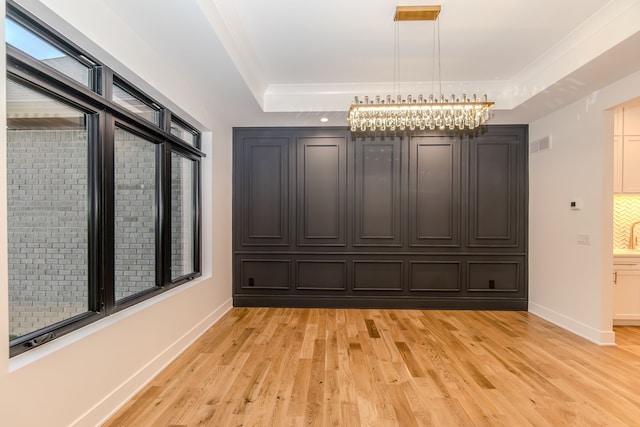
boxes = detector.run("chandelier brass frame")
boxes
[348,5,495,132]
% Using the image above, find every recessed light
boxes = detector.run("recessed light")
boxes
[320,117,329,123]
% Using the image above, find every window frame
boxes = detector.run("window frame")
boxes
[107,119,166,314]
[170,113,201,149]
[6,0,204,357]
[6,3,102,92]
[5,72,105,354]
[166,146,202,285]
[111,75,164,127]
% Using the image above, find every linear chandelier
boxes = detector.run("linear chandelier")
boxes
[348,5,494,132]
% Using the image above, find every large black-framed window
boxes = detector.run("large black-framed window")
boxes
[5,1,204,357]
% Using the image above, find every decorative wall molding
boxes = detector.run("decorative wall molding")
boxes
[233,126,528,309]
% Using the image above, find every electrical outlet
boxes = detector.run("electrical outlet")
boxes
[577,234,591,245]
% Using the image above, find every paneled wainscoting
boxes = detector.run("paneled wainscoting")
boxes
[104,308,640,426]
[233,126,528,310]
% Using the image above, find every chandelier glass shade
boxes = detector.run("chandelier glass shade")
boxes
[348,5,495,132]
[348,94,494,132]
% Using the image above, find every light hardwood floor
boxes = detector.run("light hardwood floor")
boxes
[103,308,640,426]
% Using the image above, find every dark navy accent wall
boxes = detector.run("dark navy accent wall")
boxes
[233,126,528,310]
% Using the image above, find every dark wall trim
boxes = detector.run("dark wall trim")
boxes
[233,295,528,311]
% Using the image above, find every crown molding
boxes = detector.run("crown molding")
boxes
[263,81,512,112]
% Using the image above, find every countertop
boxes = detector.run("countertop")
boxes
[614,249,640,257]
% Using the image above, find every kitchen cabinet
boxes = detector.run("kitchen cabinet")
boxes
[614,136,622,193]
[620,136,640,193]
[613,102,640,193]
[614,107,624,136]
[613,260,640,325]
[623,103,640,135]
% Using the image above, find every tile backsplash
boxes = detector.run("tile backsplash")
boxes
[613,194,640,249]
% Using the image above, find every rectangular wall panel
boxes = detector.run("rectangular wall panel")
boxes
[468,261,520,292]
[297,137,346,246]
[354,138,402,246]
[473,143,510,237]
[409,136,460,247]
[296,260,347,290]
[468,133,521,248]
[241,138,290,246]
[353,261,403,291]
[409,261,461,291]
[240,259,290,289]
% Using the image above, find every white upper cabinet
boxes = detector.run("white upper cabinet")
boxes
[622,136,640,193]
[624,103,640,135]
[614,107,624,136]
[614,135,622,193]
[614,103,640,193]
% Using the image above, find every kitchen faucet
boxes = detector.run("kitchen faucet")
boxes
[629,221,640,249]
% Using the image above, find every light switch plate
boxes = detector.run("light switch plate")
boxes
[577,234,591,245]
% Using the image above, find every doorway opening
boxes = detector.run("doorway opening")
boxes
[612,97,640,326]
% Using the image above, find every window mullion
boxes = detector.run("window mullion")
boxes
[158,142,171,288]
[87,112,103,314]
[193,161,202,276]
[101,113,117,315]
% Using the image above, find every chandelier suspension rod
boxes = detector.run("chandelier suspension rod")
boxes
[347,5,494,133]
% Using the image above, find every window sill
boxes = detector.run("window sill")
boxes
[9,274,210,372]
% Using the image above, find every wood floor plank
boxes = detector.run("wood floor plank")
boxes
[323,334,341,426]
[103,309,640,426]
[288,358,312,417]
[304,338,326,426]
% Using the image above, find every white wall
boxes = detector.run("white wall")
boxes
[529,69,640,345]
[0,1,233,426]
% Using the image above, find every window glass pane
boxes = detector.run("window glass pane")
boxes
[114,128,157,300]
[6,77,89,341]
[171,153,195,280]
[112,84,160,126]
[170,120,197,147]
[5,18,91,87]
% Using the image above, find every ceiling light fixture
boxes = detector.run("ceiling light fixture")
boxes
[348,5,494,132]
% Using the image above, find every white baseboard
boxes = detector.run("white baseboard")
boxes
[528,302,616,346]
[75,297,233,427]
[613,316,640,326]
